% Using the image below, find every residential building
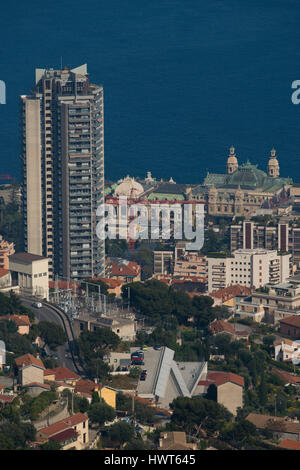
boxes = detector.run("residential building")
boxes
[73,311,137,342]
[0,236,14,270]
[247,413,300,441]
[15,353,45,387]
[158,432,197,451]
[9,252,49,300]
[44,367,81,385]
[279,315,300,339]
[209,319,249,340]
[21,64,104,280]
[153,250,173,276]
[207,248,291,292]
[74,379,117,408]
[274,337,300,363]
[235,277,300,324]
[197,371,244,416]
[37,413,89,450]
[0,314,30,335]
[108,258,141,283]
[230,220,300,268]
[208,284,251,307]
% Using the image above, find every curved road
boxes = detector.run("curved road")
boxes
[20,297,78,372]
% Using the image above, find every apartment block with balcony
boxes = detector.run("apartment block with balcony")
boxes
[230,220,300,268]
[21,65,104,280]
[207,248,291,293]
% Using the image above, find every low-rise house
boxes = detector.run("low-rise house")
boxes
[274,338,300,362]
[0,236,15,270]
[26,382,51,397]
[0,394,15,408]
[15,353,45,387]
[75,379,117,409]
[209,319,249,340]
[197,371,244,416]
[73,313,137,342]
[37,413,89,450]
[108,258,141,283]
[0,314,30,335]
[158,431,197,451]
[209,285,251,307]
[44,367,81,385]
[270,368,300,386]
[104,352,131,371]
[279,315,300,339]
[247,413,300,441]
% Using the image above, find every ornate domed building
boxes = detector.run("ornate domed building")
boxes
[191,147,292,217]
[114,176,144,198]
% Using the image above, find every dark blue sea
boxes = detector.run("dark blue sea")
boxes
[0,0,300,184]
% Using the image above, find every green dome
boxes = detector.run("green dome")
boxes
[226,161,267,189]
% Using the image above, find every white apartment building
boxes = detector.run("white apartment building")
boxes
[207,248,291,292]
[274,337,300,363]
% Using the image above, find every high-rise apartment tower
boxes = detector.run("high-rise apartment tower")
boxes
[21,64,105,280]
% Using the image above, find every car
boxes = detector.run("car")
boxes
[32,302,42,308]
[140,375,146,381]
[154,344,161,350]
[141,369,147,375]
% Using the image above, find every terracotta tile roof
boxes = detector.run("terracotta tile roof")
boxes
[26,382,51,390]
[110,260,141,277]
[0,394,15,403]
[271,368,300,386]
[206,371,245,387]
[49,428,77,443]
[209,319,248,338]
[51,367,81,382]
[15,353,45,369]
[209,285,251,302]
[75,379,99,395]
[247,413,300,434]
[39,413,88,437]
[0,268,9,278]
[279,315,300,328]
[44,369,55,377]
[89,277,124,288]
[278,439,300,450]
[0,314,30,326]
[209,319,236,335]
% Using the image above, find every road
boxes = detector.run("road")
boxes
[20,297,78,372]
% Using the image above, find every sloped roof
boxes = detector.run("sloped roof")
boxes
[110,259,141,277]
[50,367,81,382]
[0,314,30,326]
[39,413,88,437]
[205,371,245,387]
[280,315,300,328]
[278,439,300,450]
[49,428,77,443]
[15,354,45,370]
[209,285,251,302]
